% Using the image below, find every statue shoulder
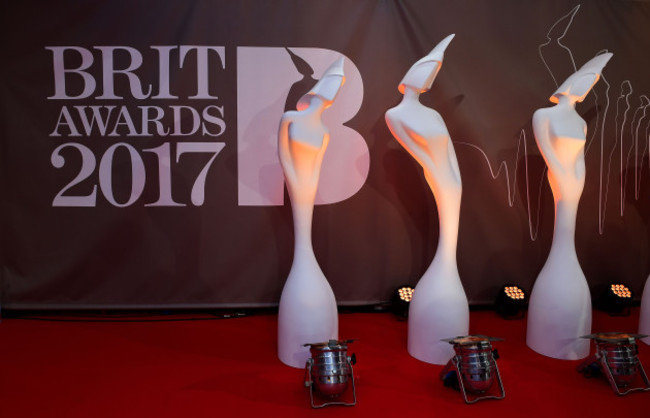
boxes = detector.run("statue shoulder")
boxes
[385,106,400,120]
[532,107,554,128]
[386,103,438,124]
[281,110,300,122]
[533,106,552,119]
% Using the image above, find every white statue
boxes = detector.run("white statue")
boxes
[640,277,650,345]
[277,58,345,368]
[527,53,613,359]
[385,34,469,365]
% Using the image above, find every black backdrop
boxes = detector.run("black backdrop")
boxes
[2,0,650,309]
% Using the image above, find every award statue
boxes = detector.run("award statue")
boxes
[527,53,613,359]
[277,58,345,368]
[385,34,469,365]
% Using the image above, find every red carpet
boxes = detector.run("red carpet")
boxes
[0,309,648,417]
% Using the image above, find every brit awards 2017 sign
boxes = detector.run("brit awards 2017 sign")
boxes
[45,45,368,208]
[47,46,228,207]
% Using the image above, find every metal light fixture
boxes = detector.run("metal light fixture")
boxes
[595,283,634,316]
[577,333,650,395]
[304,339,357,408]
[392,285,415,319]
[440,335,506,404]
[495,284,528,319]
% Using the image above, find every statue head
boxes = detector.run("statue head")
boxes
[296,57,346,111]
[399,34,455,94]
[550,52,613,104]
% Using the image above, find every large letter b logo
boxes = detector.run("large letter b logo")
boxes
[237,47,369,206]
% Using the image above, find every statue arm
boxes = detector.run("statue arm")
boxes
[308,131,329,188]
[447,138,462,185]
[576,122,587,181]
[385,111,425,164]
[575,150,586,181]
[398,121,437,176]
[278,116,296,183]
[532,110,563,176]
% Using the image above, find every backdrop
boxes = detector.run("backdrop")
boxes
[2,0,650,308]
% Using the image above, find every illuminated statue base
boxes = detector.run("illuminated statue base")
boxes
[278,252,338,368]
[408,257,469,365]
[527,253,591,359]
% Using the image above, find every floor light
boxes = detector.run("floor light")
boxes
[304,339,357,408]
[392,285,415,319]
[595,284,634,316]
[577,332,650,395]
[440,335,506,403]
[495,284,528,319]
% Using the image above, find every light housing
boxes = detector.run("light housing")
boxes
[495,284,528,319]
[577,332,650,395]
[392,285,415,319]
[304,339,357,408]
[440,335,506,404]
[595,283,634,316]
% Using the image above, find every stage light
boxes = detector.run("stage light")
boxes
[595,283,634,316]
[392,285,415,319]
[397,286,414,302]
[495,284,528,319]
[611,284,632,298]
[304,339,357,408]
[577,333,650,395]
[439,335,505,404]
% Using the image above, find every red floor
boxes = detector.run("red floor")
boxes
[0,308,648,417]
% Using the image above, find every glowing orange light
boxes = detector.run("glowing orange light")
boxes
[504,286,525,300]
[611,284,631,298]
[398,286,414,302]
